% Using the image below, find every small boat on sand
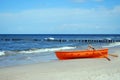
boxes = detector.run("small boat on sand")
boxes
[55,48,108,60]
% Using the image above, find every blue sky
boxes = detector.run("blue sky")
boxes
[0,0,120,34]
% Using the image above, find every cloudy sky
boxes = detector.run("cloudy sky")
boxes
[0,0,120,34]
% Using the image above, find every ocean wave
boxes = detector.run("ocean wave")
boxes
[0,51,5,56]
[103,42,120,48]
[44,37,55,41]
[18,46,76,54]
[104,38,112,40]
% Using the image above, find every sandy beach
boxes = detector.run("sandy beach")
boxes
[0,50,120,80]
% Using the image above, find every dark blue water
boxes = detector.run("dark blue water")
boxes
[0,34,120,67]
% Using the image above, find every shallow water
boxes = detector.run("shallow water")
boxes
[0,34,120,67]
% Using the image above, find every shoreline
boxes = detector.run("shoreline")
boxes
[0,51,120,80]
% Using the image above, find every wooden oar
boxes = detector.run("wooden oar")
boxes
[88,45,111,61]
[109,54,118,57]
[97,51,111,61]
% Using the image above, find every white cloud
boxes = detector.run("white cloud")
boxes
[112,6,120,13]
[0,5,120,34]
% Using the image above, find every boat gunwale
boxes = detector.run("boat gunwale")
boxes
[55,48,108,53]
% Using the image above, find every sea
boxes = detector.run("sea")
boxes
[0,34,120,67]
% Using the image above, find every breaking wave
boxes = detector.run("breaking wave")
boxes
[44,37,55,41]
[0,46,76,56]
[0,51,5,56]
[18,46,76,54]
[103,42,120,48]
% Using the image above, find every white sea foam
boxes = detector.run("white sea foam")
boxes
[18,46,76,54]
[44,37,55,40]
[103,42,120,48]
[0,51,5,56]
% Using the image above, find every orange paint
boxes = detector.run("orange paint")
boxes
[55,48,108,60]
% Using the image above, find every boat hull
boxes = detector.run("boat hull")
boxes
[55,48,108,60]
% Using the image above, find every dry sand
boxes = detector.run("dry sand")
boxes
[0,51,120,80]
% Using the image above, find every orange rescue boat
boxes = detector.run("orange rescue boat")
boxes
[55,48,108,60]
